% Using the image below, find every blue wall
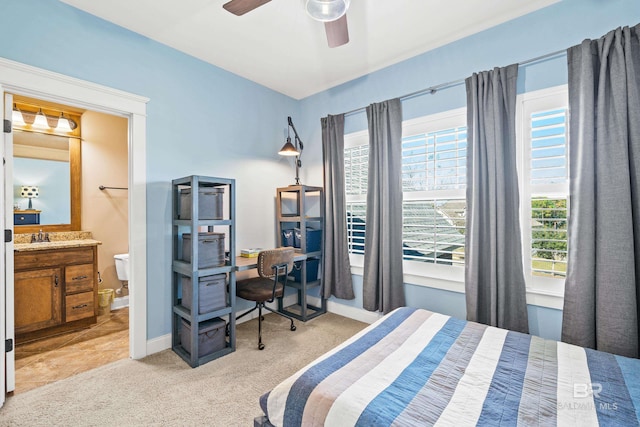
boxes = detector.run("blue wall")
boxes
[0,0,637,342]
[0,0,298,340]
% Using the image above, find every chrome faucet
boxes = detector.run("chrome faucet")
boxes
[31,229,50,243]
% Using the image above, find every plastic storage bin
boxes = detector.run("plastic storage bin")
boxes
[180,317,226,357]
[179,187,224,220]
[182,274,226,314]
[291,258,320,283]
[182,232,225,268]
[294,228,322,252]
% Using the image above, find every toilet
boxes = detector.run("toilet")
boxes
[114,253,130,291]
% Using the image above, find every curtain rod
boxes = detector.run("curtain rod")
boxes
[343,48,566,117]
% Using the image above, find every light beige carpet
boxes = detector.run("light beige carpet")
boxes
[0,312,367,427]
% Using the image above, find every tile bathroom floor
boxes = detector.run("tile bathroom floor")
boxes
[13,306,129,394]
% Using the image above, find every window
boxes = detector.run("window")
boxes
[401,113,467,266]
[344,109,467,276]
[518,86,569,296]
[342,87,568,308]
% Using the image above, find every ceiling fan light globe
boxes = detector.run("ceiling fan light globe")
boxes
[306,0,348,22]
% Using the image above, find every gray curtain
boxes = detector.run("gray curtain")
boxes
[321,114,355,300]
[465,64,529,333]
[562,24,640,358]
[363,99,405,313]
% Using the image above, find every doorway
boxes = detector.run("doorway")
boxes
[11,97,130,393]
[1,57,148,400]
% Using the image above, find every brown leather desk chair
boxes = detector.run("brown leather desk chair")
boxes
[236,247,296,350]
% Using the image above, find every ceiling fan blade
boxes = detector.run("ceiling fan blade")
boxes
[324,14,349,48]
[222,0,271,16]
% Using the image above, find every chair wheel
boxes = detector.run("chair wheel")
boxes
[290,325,296,331]
[259,343,265,350]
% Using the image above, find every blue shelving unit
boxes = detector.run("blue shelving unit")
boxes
[171,175,236,367]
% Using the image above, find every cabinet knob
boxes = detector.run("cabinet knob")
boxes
[72,304,88,309]
[55,275,59,287]
[72,275,88,280]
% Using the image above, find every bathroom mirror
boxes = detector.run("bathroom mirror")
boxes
[12,96,82,233]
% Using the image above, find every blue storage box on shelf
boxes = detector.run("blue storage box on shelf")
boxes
[281,229,294,247]
[291,258,320,283]
[294,228,322,252]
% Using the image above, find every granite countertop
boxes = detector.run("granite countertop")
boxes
[14,231,102,252]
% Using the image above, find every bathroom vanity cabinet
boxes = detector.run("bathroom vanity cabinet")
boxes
[14,243,99,341]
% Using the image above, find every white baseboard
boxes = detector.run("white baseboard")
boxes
[146,332,172,355]
[305,295,383,324]
[111,295,129,310]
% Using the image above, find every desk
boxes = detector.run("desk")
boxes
[235,253,306,271]
[234,253,326,321]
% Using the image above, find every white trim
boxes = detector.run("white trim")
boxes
[111,295,129,310]
[0,57,149,360]
[343,129,368,149]
[307,294,384,324]
[146,333,171,356]
[402,107,466,136]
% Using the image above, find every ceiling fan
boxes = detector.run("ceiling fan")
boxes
[222,0,350,48]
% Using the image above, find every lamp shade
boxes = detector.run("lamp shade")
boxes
[12,105,25,126]
[305,0,349,22]
[278,139,299,156]
[33,109,49,129]
[56,113,73,132]
[20,186,39,199]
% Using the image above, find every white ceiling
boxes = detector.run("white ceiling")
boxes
[59,0,559,100]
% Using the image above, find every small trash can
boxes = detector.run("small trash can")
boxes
[98,289,115,315]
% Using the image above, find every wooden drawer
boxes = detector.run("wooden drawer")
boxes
[65,292,95,322]
[65,264,94,294]
[15,247,94,271]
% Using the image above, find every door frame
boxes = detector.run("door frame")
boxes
[0,57,149,371]
[1,89,10,406]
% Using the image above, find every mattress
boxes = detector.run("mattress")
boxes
[260,307,640,426]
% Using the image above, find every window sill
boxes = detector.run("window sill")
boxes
[349,257,564,310]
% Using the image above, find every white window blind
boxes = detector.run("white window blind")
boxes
[345,144,368,196]
[402,127,467,192]
[346,201,366,254]
[402,199,465,265]
[519,86,569,287]
[530,108,567,186]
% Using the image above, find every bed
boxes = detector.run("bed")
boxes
[256,307,640,426]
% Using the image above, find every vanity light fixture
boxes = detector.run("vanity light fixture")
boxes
[278,116,304,185]
[12,104,78,133]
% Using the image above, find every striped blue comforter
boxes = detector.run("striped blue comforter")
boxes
[261,307,640,426]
